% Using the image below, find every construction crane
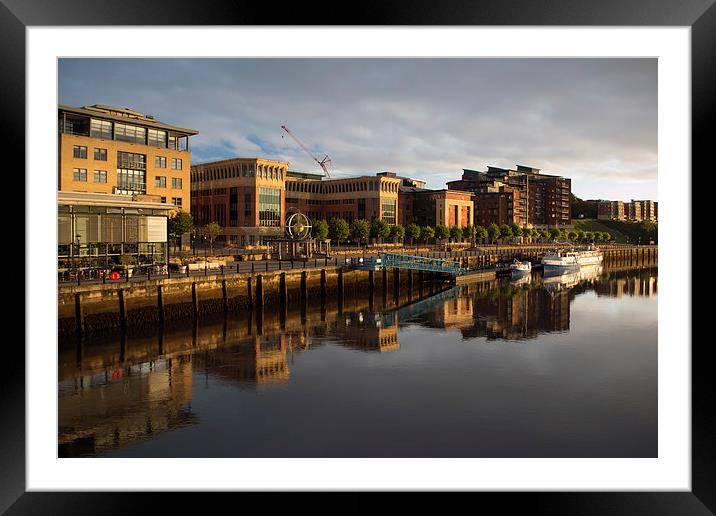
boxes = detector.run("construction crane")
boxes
[281,125,333,178]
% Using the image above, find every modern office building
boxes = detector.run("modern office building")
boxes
[58,105,198,275]
[190,157,289,245]
[447,164,571,227]
[285,171,401,226]
[190,159,403,245]
[59,104,198,208]
[399,188,474,228]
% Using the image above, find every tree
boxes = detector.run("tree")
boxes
[594,231,603,242]
[584,231,594,242]
[488,223,501,243]
[312,219,329,241]
[463,224,476,244]
[475,225,488,243]
[568,230,578,241]
[603,232,611,242]
[510,223,523,238]
[370,219,390,243]
[406,223,421,245]
[435,224,450,242]
[450,225,463,242]
[329,218,350,245]
[576,229,586,241]
[390,224,405,243]
[523,227,533,242]
[499,224,513,242]
[421,225,435,243]
[541,229,553,241]
[168,210,194,253]
[203,222,222,254]
[351,219,370,245]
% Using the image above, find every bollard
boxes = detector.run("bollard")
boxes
[118,288,127,332]
[74,292,83,337]
[191,282,199,320]
[256,274,264,306]
[157,285,165,325]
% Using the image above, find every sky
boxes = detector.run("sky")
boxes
[58,58,657,201]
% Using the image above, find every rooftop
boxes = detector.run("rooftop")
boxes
[59,104,199,136]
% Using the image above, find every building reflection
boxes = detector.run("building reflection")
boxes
[58,266,656,456]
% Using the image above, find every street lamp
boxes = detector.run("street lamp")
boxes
[75,234,81,281]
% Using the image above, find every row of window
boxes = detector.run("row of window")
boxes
[73,146,182,170]
[191,163,285,183]
[85,117,188,150]
[73,168,106,183]
[154,176,183,189]
[286,179,400,194]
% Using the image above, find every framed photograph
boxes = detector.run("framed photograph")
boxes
[6,0,709,512]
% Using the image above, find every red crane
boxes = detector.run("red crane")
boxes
[281,125,333,178]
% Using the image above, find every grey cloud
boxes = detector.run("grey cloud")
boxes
[59,58,657,200]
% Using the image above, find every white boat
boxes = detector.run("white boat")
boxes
[509,260,532,276]
[541,245,603,272]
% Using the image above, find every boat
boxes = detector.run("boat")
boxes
[509,260,532,276]
[541,245,603,272]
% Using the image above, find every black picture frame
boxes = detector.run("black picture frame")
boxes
[4,0,708,512]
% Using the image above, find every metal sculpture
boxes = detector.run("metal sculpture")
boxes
[285,211,312,240]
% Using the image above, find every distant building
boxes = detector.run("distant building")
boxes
[597,200,625,220]
[598,199,657,222]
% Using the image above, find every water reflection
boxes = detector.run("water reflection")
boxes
[59,266,657,457]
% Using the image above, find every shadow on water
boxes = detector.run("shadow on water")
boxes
[58,265,657,458]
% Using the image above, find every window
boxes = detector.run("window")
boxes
[117,151,146,170]
[90,119,112,139]
[155,176,166,188]
[93,170,107,183]
[73,168,87,181]
[93,148,107,161]
[160,196,166,203]
[381,199,396,224]
[258,187,281,227]
[244,191,252,218]
[172,177,182,189]
[172,158,182,170]
[73,145,87,159]
[155,156,167,168]
[147,129,167,148]
[172,197,182,207]
[114,123,146,144]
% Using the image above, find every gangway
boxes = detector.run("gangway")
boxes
[353,252,468,276]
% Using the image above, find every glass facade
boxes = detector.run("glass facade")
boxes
[90,119,113,139]
[258,187,281,227]
[57,205,168,276]
[116,152,146,195]
[114,123,146,144]
[381,199,396,224]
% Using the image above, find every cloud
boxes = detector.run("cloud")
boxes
[59,58,657,200]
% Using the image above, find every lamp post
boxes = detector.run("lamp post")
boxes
[75,234,81,283]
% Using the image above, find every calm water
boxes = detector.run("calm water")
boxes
[58,266,657,458]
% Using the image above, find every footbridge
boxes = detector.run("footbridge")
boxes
[352,252,468,276]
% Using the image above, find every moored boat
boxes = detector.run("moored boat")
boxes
[541,245,603,272]
[509,260,532,276]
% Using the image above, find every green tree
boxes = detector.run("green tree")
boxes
[463,224,476,244]
[568,230,578,241]
[435,224,450,242]
[406,223,421,245]
[351,219,370,245]
[168,210,194,253]
[594,231,603,242]
[522,227,532,242]
[475,225,488,243]
[370,219,390,243]
[203,222,222,254]
[603,232,611,242]
[488,223,501,243]
[576,229,586,241]
[510,223,523,238]
[312,219,329,241]
[541,229,553,241]
[329,218,350,245]
[584,231,594,242]
[390,224,405,243]
[421,225,435,243]
[499,224,513,242]
[450,225,463,242]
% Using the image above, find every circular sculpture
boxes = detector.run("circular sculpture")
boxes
[286,211,312,240]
